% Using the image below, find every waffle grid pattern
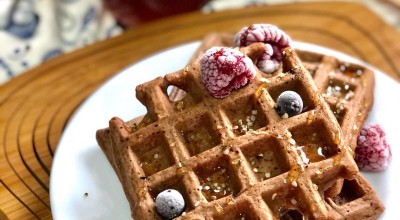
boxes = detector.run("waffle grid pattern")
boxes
[182,33,375,154]
[297,50,375,152]
[96,43,383,219]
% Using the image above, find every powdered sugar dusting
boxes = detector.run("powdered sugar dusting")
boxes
[200,47,256,98]
[355,124,391,171]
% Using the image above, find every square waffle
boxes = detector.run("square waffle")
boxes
[96,42,383,219]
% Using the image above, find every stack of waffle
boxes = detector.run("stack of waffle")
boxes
[96,34,382,219]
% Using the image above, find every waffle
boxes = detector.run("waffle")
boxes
[96,41,383,219]
[170,33,375,153]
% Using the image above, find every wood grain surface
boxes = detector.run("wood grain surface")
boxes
[0,2,399,219]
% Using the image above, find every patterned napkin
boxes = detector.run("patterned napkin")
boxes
[1,0,397,85]
[0,0,121,84]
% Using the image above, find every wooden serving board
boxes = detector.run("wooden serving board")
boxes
[0,2,399,219]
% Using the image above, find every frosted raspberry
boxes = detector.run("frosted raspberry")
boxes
[355,124,391,171]
[200,47,256,98]
[256,44,280,74]
[233,24,291,74]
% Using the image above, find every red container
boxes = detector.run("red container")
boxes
[103,0,210,27]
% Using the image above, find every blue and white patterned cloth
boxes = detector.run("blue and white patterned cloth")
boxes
[0,0,122,84]
[1,0,397,85]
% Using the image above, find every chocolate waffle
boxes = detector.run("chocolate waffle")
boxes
[96,42,383,219]
[170,33,375,153]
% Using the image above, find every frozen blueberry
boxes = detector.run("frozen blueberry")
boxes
[276,91,303,117]
[155,189,185,219]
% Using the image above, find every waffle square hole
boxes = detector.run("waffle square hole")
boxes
[329,102,347,126]
[223,95,268,136]
[167,85,200,111]
[241,137,289,182]
[213,200,259,220]
[303,63,319,77]
[297,50,323,63]
[263,187,304,219]
[134,134,174,177]
[297,51,323,77]
[336,62,364,78]
[267,79,316,115]
[290,120,338,163]
[178,114,221,156]
[149,177,193,213]
[331,179,365,206]
[195,156,240,202]
[280,209,305,220]
[323,79,356,101]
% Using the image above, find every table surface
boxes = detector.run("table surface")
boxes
[0,2,399,219]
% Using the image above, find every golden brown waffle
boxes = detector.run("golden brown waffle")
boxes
[171,33,375,153]
[96,42,383,219]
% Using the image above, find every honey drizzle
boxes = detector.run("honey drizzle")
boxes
[306,110,316,125]
[214,203,224,214]
[287,132,305,184]
[198,166,234,201]
[288,118,343,183]
[333,125,344,165]
[175,100,185,111]
[287,166,301,184]
[226,195,236,205]
[254,78,270,100]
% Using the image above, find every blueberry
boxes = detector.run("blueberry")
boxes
[156,189,185,219]
[276,91,303,117]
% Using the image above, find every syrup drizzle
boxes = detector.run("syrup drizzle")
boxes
[198,166,234,201]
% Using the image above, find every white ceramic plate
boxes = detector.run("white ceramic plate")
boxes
[50,41,400,220]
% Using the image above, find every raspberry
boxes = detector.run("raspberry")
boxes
[233,24,291,74]
[256,43,280,74]
[200,47,256,98]
[355,124,391,171]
